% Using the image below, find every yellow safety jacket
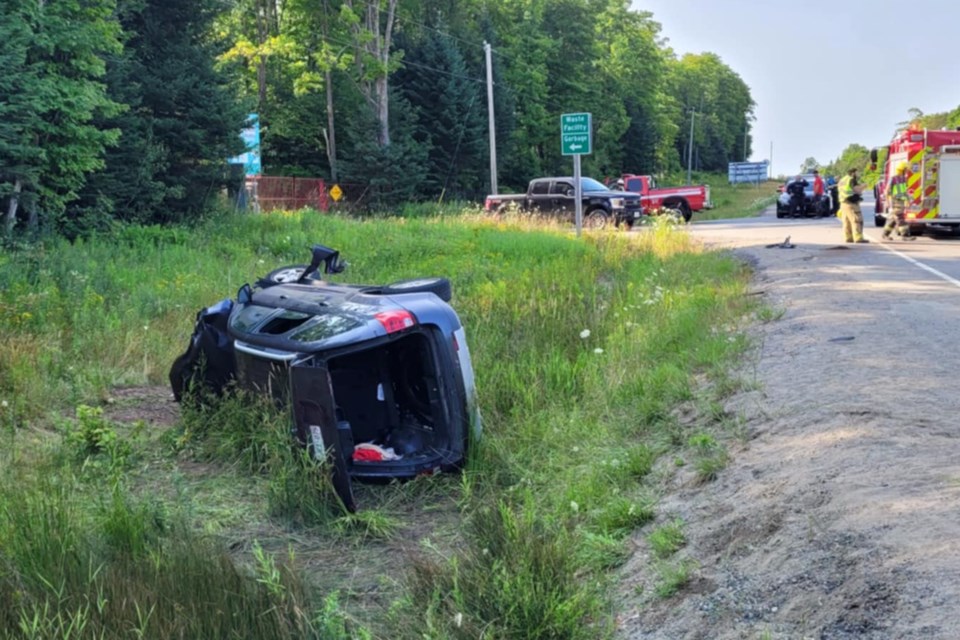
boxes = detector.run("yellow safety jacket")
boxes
[888,175,908,201]
[838,176,857,202]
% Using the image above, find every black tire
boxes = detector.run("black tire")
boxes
[382,277,452,302]
[258,264,319,287]
[776,207,785,219]
[665,201,692,222]
[584,208,609,230]
[663,207,685,223]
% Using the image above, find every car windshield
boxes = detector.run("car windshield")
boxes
[581,177,609,192]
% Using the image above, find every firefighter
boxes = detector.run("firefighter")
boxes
[882,161,915,241]
[838,167,868,243]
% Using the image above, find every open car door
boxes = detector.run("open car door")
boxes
[290,362,356,512]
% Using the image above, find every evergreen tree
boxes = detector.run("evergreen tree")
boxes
[78,0,247,226]
[0,0,123,234]
[394,26,487,200]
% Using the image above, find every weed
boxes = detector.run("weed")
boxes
[757,305,786,323]
[592,496,656,537]
[647,519,686,558]
[687,432,729,483]
[654,559,696,597]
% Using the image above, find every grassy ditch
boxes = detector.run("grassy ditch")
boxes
[0,211,761,638]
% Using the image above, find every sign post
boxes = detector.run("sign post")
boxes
[561,113,592,236]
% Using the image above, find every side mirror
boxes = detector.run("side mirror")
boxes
[237,283,253,304]
[304,244,345,281]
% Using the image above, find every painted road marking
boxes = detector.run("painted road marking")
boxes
[869,234,960,289]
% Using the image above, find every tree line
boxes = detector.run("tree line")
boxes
[804,106,960,181]
[1,0,757,235]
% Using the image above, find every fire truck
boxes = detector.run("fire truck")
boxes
[872,126,960,232]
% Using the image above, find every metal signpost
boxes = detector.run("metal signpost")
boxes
[561,112,592,236]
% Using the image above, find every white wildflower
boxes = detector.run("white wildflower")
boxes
[594,348,604,354]
[579,329,591,339]
[570,501,580,513]
[454,613,463,628]
[1,400,7,408]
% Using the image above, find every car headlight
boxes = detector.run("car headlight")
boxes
[610,198,625,209]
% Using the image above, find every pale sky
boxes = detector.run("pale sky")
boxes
[632,0,960,177]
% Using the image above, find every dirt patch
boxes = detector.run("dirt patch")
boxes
[103,385,180,428]
[616,227,960,639]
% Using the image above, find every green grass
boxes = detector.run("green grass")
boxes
[647,519,686,559]
[0,208,759,638]
[662,171,778,222]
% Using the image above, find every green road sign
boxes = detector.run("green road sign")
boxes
[561,112,592,156]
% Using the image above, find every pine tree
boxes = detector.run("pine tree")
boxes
[0,0,123,234]
[394,26,486,200]
[78,0,246,226]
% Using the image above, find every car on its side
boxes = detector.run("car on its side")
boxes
[776,174,831,218]
[169,244,482,511]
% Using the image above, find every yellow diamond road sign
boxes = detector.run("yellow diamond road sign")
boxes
[330,184,343,202]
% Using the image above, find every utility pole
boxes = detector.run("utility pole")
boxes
[484,41,498,195]
[686,109,696,185]
[769,141,774,179]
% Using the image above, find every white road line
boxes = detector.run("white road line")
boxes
[869,234,960,289]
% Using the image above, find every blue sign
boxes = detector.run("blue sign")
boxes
[228,113,262,176]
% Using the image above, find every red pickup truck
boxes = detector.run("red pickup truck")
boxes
[620,174,712,222]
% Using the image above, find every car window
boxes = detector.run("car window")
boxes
[531,180,550,195]
[551,181,574,195]
[580,177,608,192]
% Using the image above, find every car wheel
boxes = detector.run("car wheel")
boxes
[662,207,685,223]
[382,277,452,302]
[680,204,692,223]
[258,264,319,287]
[776,207,785,219]
[584,209,609,230]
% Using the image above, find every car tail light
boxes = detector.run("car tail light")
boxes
[375,310,416,333]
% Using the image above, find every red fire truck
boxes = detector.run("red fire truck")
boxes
[873,126,960,232]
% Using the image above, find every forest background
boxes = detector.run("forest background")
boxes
[5,0,959,238]
[2,0,760,236]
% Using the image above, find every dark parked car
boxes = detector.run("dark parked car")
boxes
[776,174,832,218]
[170,244,482,511]
[484,176,644,229]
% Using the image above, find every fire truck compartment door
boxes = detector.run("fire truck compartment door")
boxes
[938,155,960,219]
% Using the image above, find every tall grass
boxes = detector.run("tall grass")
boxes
[0,209,758,638]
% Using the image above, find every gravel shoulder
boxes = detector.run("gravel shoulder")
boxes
[616,214,960,639]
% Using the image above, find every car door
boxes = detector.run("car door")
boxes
[527,179,551,212]
[290,360,356,512]
[550,180,576,216]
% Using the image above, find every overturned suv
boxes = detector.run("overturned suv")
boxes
[170,244,482,511]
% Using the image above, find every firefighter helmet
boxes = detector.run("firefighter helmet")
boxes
[896,161,908,173]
